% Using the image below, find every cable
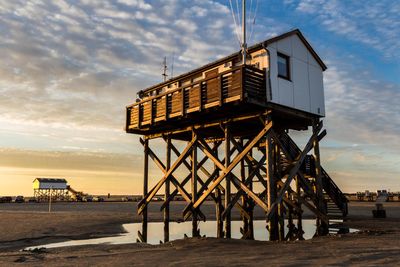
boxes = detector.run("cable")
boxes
[249,0,253,41]
[249,0,259,43]
[229,0,242,46]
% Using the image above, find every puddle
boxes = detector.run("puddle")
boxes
[24,220,357,250]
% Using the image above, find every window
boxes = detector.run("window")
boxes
[277,52,290,80]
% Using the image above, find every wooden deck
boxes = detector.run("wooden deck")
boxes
[126,65,266,134]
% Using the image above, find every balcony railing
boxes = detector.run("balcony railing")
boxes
[126,65,266,131]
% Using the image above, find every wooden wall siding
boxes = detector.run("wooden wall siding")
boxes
[244,67,266,101]
[154,96,166,121]
[126,65,266,130]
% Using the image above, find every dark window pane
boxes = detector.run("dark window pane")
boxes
[277,54,289,79]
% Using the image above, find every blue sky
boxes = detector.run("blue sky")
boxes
[0,0,399,195]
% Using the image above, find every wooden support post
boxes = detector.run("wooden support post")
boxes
[214,143,224,238]
[142,138,149,243]
[224,124,231,238]
[247,144,254,239]
[164,136,171,242]
[275,143,285,241]
[191,131,199,237]
[313,121,329,236]
[287,201,295,240]
[266,132,279,241]
[278,203,285,241]
[296,175,304,240]
[240,138,249,238]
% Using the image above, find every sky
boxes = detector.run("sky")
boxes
[0,0,399,196]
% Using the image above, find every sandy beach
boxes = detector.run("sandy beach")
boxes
[0,201,399,266]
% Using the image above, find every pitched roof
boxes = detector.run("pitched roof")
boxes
[253,28,327,70]
[140,29,327,95]
[33,178,67,183]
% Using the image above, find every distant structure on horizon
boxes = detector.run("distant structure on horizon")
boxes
[33,178,87,202]
[33,178,68,202]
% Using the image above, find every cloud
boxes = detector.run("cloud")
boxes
[0,0,238,131]
[0,0,398,194]
[286,0,400,59]
[323,61,400,151]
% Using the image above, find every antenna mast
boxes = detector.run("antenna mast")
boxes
[242,0,247,65]
[162,56,168,82]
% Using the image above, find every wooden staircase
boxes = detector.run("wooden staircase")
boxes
[278,132,348,219]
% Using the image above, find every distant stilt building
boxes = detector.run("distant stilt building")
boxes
[33,178,68,202]
[125,29,348,242]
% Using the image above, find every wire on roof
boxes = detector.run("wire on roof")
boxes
[229,0,242,46]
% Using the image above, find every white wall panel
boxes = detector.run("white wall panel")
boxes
[268,47,279,102]
[308,50,320,68]
[278,78,294,107]
[36,182,67,190]
[277,37,292,55]
[309,64,325,116]
[292,58,310,111]
[291,35,308,62]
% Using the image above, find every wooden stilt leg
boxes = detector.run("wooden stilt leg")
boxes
[142,138,149,243]
[214,143,224,238]
[296,176,304,240]
[313,121,329,236]
[240,138,249,238]
[191,131,198,237]
[267,132,279,241]
[248,144,254,240]
[278,203,285,241]
[225,125,231,238]
[275,143,285,241]
[287,202,294,240]
[164,137,171,242]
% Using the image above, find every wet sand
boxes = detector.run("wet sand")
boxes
[1,201,400,266]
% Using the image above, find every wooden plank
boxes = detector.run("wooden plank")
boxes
[205,68,219,78]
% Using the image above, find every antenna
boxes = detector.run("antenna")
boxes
[162,56,168,82]
[170,52,175,79]
[242,0,247,65]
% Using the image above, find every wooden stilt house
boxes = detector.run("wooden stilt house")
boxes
[126,29,348,242]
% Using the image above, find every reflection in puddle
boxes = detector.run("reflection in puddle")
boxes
[25,220,357,250]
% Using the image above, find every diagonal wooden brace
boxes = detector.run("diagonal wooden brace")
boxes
[266,128,326,221]
[138,135,197,214]
[221,154,266,219]
[229,137,267,187]
[193,121,273,210]
[138,139,207,219]
[270,129,323,206]
[139,138,192,204]
[160,173,191,211]
[281,181,329,224]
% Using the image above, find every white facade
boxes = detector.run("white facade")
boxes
[33,179,67,190]
[266,34,325,116]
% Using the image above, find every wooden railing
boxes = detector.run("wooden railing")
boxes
[126,65,266,130]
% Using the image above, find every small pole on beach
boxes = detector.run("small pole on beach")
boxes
[48,186,53,213]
